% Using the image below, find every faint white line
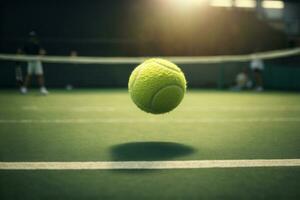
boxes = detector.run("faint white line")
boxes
[180,106,300,111]
[21,106,117,112]
[22,106,39,111]
[0,159,299,170]
[19,105,300,112]
[0,118,300,124]
[72,107,116,112]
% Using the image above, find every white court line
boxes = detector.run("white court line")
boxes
[0,159,299,170]
[19,105,300,112]
[0,118,300,124]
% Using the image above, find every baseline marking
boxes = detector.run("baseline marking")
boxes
[0,159,300,170]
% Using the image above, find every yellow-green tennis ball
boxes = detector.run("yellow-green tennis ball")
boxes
[128,58,187,114]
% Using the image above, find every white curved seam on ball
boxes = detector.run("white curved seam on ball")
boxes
[130,64,146,90]
[149,84,184,112]
[153,60,182,74]
[130,64,151,112]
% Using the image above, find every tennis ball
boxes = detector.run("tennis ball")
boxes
[128,58,187,114]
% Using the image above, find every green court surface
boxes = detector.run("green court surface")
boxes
[0,89,300,199]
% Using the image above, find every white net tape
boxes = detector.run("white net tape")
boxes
[0,48,299,64]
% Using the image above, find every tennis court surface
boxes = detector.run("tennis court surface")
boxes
[0,89,299,199]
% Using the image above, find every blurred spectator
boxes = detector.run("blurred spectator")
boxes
[15,48,23,87]
[20,31,48,95]
[231,67,252,91]
[64,50,78,91]
[70,50,78,57]
[250,57,264,91]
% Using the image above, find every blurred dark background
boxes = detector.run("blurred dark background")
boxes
[0,0,299,89]
[1,0,299,56]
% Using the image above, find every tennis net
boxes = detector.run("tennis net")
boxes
[0,48,299,89]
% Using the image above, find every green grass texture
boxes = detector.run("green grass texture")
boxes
[0,89,299,199]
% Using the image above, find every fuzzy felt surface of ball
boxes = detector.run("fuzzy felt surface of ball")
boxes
[128,58,187,114]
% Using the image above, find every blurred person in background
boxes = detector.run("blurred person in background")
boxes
[20,31,48,95]
[64,50,79,90]
[70,50,78,57]
[231,67,252,91]
[15,48,23,87]
[250,57,264,92]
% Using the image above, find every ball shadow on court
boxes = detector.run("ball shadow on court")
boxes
[110,141,196,161]
[109,141,196,173]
